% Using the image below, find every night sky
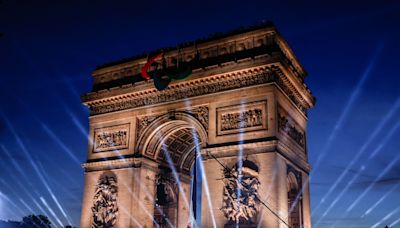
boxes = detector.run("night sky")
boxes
[1,1,400,227]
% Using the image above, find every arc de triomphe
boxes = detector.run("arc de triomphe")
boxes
[80,23,315,228]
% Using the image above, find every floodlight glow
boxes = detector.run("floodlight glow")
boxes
[18,198,35,214]
[1,115,73,225]
[257,166,278,228]
[347,154,400,212]
[371,207,399,228]
[363,183,400,217]
[236,101,246,213]
[314,165,363,225]
[0,192,3,220]
[389,217,400,227]
[311,44,382,173]
[160,140,190,209]
[192,129,217,228]
[119,206,143,227]
[40,197,64,227]
[0,191,26,219]
[0,145,50,215]
[314,96,400,213]
[41,123,81,165]
[131,166,174,228]
[368,119,400,159]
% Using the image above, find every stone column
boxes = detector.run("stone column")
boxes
[301,173,312,228]
[130,158,158,228]
[176,173,192,228]
[201,157,226,227]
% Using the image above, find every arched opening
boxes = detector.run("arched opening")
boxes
[287,171,302,228]
[154,167,178,227]
[137,112,207,227]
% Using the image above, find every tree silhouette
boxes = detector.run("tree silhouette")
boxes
[21,215,51,228]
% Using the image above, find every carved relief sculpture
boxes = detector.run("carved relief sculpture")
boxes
[137,115,159,138]
[94,124,130,152]
[278,113,305,147]
[91,175,118,228]
[185,106,209,131]
[221,160,261,226]
[217,101,267,135]
[221,109,262,131]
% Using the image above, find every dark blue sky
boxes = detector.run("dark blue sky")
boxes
[1,0,399,227]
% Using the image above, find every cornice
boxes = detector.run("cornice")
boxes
[83,65,312,116]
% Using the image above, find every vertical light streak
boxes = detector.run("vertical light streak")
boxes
[236,100,246,227]
[183,98,204,228]
[131,172,174,228]
[107,160,159,227]
[160,140,190,209]
[0,192,2,220]
[257,165,278,228]
[192,129,217,228]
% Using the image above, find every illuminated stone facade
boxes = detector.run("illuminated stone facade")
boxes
[80,23,315,228]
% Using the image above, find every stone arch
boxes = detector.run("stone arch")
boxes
[287,171,298,192]
[137,111,207,173]
[287,168,302,228]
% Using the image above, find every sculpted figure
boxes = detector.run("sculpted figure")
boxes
[92,175,118,228]
[220,160,260,224]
